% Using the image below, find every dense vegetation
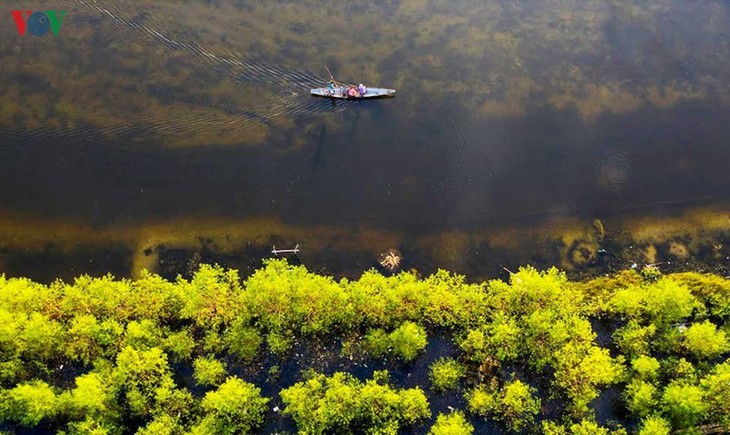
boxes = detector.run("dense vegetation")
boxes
[0,259,728,433]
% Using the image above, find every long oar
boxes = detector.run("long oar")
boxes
[324,65,335,81]
[324,65,354,87]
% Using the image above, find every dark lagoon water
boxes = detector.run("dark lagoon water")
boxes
[2,2,730,433]
[1,0,730,282]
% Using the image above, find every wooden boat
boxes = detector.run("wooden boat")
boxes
[314,67,395,99]
[310,86,396,99]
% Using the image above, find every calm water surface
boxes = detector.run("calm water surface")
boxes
[1,0,729,281]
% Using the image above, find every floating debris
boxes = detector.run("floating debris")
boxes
[272,244,300,256]
[378,248,402,272]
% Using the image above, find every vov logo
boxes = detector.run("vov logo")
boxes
[11,10,66,36]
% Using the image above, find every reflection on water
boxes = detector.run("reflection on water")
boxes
[1,0,730,281]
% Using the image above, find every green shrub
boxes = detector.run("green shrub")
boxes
[137,414,184,435]
[486,314,521,361]
[193,356,226,387]
[389,321,427,362]
[661,381,708,429]
[670,272,730,319]
[58,373,111,420]
[131,269,186,323]
[500,380,541,431]
[122,320,161,350]
[63,315,124,365]
[483,268,598,372]
[569,419,610,435]
[683,320,729,360]
[393,387,432,425]
[21,313,64,363]
[0,276,54,315]
[661,358,696,383]
[466,385,498,416]
[152,387,194,428]
[180,264,244,329]
[541,420,568,435]
[423,269,488,328]
[202,329,225,354]
[429,410,474,435]
[637,415,671,435]
[245,259,351,333]
[609,279,700,325]
[653,326,683,355]
[280,371,430,434]
[364,322,428,362]
[459,329,489,363]
[65,416,120,434]
[161,330,195,363]
[266,331,293,356]
[64,315,102,365]
[486,267,579,319]
[224,323,262,361]
[643,279,700,325]
[700,360,730,428]
[466,379,540,432]
[348,269,428,329]
[363,328,391,358]
[613,321,656,358]
[553,344,625,415]
[623,380,658,418]
[631,355,660,381]
[0,380,57,426]
[194,377,269,434]
[111,346,176,417]
[429,358,465,392]
[0,309,25,383]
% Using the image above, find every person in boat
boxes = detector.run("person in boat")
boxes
[358,83,366,97]
[347,87,357,98]
[328,80,336,94]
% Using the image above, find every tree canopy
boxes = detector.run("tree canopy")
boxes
[0,260,728,433]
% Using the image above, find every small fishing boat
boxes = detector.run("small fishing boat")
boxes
[311,66,396,99]
[310,86,396,99]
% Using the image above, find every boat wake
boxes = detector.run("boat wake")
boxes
[25,0,354,145]
[70,0,325,91]
[0,96,342,146]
